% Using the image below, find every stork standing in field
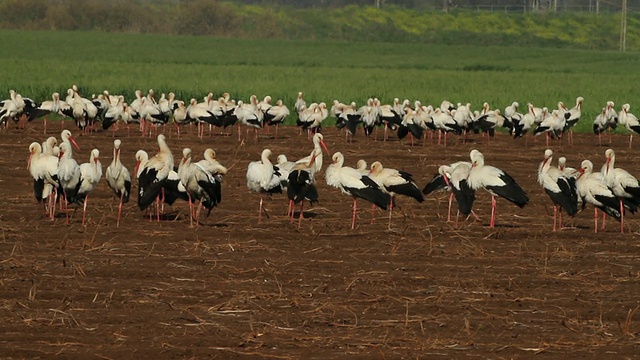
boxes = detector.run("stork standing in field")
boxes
[101,95,126,135]
[136,134,174,221]
[325,152,391,230]
[422,161,475,224]
[533,109,565,146]
[284,133,329,217]
[600,149,640,233]
[36,92,73,134]
[186,98,221,139]
[135,149,188,212]
[378,98,407,141]
[105,139,131,227]
[57,142,82,224]
[432,108,462,146]
[178,148,223,226]
[287,152,319,228]
[234,96,264,142]
[77,149,103,225]
[467,149,529,228]
[246,149,282,223]
[592,107,609,146]
[69,89,99,133]
[575,159,623,233]
[537,149,578,231]
[294,92,306,121]
[193,160,223,222]
[593,101,618,145]
[368,161,424,228]
[617,103,640,149]
[296,133,329,177]
[28,142,60,219]
[260,98,290,139]
[562,96,583,145]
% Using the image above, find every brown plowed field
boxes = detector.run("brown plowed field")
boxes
[2,122,639,359]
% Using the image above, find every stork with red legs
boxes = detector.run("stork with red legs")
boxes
[105,139,131,227]
[618,103,640,149]
[247,149,282,223]
[537,149,578,231]
[77,149,103,225]
[57,141,81,224]
[325,152,391,230]
[178,148,223,226]
[368,161,423,228]
[136,134,174,221]
[562,96,583,145]
[423,162,476,225]
[287,152,319,228]
[467,149,529,228]
[600,149,640,233]
[261,99,290,139]
[576,159,624,233]
[27,142,60,219]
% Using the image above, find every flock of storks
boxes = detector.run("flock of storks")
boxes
[11,86,640,232]
[2,86,640,149]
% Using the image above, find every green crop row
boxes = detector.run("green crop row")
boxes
[1,30,638,133]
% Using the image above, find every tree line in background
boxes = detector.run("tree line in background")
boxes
[229,0,629,12]
[0,0,636,50]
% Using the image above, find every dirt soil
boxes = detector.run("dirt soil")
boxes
[1,122,640,359]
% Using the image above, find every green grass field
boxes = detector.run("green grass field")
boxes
[2,30,638,132]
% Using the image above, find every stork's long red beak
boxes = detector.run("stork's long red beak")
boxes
[320,140,329,154]
[134,161,141,176]
[69,136,80,150]
[27,154,32,171]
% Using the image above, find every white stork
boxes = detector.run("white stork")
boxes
[105,139,131,227]
[325,152,391,230]
[234,96,263,142]
[77,149,103,225]
[537,149,578,231]
[262,99,290,139]
[287,152,319,228]
[562,96,583,145]
[28,142,60,219]
[368,161,424,227]
[136,134,174,220]
[246,149,282,223]
[422,161,475,224]
[295,133,329,179]
[36,92,73,134]
[57,141,82,224]
[178,148,223,226]
[575,160,623,233]
[467,149,529,228]
[601,149,640,233]
[618,103,640,149]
